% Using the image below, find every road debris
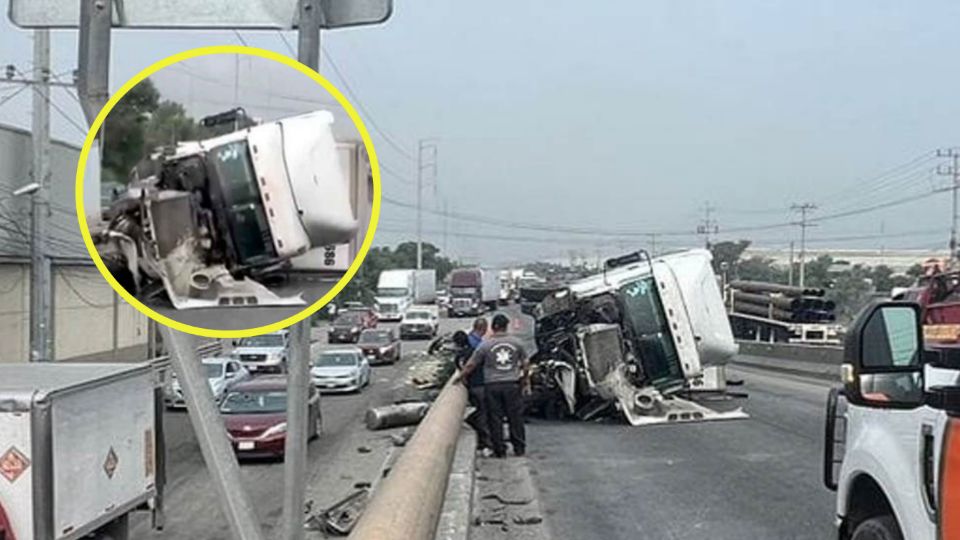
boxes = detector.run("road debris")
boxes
[364,402,430,431]
[305,488,370,536]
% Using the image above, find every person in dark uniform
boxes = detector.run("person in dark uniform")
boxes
[459,313,530,457]
[452,330,491,451]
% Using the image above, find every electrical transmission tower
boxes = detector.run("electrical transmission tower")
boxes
[791,203,817,287]
[936,148,960,261]
[697,202,719,249]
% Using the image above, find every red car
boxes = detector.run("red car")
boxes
[220,376,322,458]
[357,328,402,365]
[328,309,378,343]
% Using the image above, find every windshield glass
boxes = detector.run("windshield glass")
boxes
[359,330,391,344]
[315,353,359,367]
[238,334,284,348]
[378,287,410,297]
[204,363,224,378]
[618,277,683,389]
[208,140,273,265]
[220,390,286,414]
[335,313,363,325]
[451,287,477,296]
[406,311,430,319]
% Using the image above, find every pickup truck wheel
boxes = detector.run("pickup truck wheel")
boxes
[851,516,903,540]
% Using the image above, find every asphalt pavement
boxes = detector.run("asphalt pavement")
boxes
[130,315,474,539]
[523,364,836,539]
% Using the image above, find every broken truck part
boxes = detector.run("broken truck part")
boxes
[93,110,358,309]
[526,249,748,426]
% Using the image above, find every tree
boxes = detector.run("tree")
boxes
[143,101,199,153]
[102,78,160,183]
[710,240,751,272]
[338,242,458,306]
[736,256,787,283]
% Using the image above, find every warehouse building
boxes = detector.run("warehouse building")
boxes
[0,123,147,362]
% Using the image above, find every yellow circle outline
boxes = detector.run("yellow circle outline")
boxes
[75,45,381,339]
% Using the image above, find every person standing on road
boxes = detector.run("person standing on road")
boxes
[467,317,487,349]
[459,313,530,458]
[452,327,492,452]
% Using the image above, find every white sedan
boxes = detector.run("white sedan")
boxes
[165,356,251,409]
[310,348,371,393]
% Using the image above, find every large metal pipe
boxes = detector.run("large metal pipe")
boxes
[349,378,468,540]
[731,291,801,310]
[729,280,824,297]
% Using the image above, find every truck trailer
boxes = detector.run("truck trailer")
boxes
[374,269,437,321]
[0,363,163,540]
[447,268,499,317]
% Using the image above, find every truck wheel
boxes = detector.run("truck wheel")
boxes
[851,516,903,540]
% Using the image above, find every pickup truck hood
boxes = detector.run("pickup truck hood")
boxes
[233,347,283,356]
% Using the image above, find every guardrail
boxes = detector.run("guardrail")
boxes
[732,340,843,380]
[348,377,468,540]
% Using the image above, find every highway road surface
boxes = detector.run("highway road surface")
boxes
[130,315,474,539]
[523,364,836,539]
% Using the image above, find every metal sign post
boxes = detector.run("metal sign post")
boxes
[76,0,111,126]
[281,321,311,540]
[159,327,267,540]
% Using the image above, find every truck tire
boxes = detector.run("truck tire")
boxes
[851,516,903,540]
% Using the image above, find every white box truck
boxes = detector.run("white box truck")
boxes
[0,363,163,540]
[447,268,500,317]
[375,269,437,321]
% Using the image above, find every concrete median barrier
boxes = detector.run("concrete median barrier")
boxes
[731,341,843,381]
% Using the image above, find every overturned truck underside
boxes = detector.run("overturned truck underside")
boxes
[524,250,748,426]
[93,110,357,309]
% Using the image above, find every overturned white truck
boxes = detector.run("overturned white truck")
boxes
[94,110,358,309]
[528,249,747,425]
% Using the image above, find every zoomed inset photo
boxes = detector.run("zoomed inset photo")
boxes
[79,48,377,334]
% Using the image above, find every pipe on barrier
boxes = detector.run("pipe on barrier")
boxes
[348,377,468,540]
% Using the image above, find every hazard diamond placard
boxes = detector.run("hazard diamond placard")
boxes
[0,445,30,483]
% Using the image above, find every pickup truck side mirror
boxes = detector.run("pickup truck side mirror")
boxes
[842,301,924,409]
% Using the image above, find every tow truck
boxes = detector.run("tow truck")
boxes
[823,300,960,539]
[93,109,358,309]
[526,249,748,426]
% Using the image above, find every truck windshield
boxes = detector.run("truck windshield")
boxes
[618,277,684,390]
[406,311,430,319]
[207,140,275,266]
[239,334,284,348]
[378,287,410,297]
[451,287,477,296]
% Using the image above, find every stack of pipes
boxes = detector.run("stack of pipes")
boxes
[727,280,836,323]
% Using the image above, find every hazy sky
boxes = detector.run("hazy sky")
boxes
[2,1,959,265]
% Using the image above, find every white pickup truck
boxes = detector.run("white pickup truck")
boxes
[0,363,163,540]
[823,301,960,540]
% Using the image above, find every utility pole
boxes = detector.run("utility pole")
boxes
[791,203,817,287]
[936,148,960,261]
[416,139,437,269]
[788,241,795,286]
[30,30,52,362]
[697,202,719,249]
[442,197,449,256]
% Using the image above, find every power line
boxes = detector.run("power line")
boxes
[320,47,416,161]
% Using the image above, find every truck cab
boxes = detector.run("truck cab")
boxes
[824,301,960,540]
[375,270,415,321]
